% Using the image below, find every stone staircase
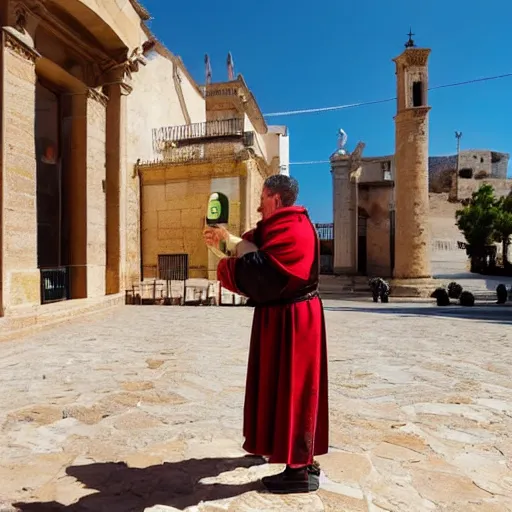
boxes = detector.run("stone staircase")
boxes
[319,275,370,298]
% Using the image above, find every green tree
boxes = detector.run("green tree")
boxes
[494,194,512,267]
[455,184,500,272]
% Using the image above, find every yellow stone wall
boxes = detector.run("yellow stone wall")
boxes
[140,158,266,280]
[2,36,40,310]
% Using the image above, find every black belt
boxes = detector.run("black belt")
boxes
[249,289,319,308]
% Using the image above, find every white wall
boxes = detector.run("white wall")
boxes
[279,134,290,175]
[126,53,206,164]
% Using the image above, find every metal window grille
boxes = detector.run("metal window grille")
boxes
[158,254,189,281]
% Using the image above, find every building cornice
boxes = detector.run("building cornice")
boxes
[205,76,268,134]
[2,27,40,62]
[393,48,431,68]
[394,106,431,121]
[128,0,151,21]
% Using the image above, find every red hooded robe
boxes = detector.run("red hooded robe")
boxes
[217,205,329,465]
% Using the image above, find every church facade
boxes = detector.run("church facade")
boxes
[0,0,287,335]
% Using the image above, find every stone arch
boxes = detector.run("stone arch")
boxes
[44,0,130,56]
[33,0,133,90]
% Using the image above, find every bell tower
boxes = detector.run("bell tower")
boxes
[392,31,433,293]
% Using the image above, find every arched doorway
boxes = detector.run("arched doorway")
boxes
[357,208,368,274]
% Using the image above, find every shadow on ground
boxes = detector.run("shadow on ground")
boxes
[14,456,266,511]
[324,304,512,324]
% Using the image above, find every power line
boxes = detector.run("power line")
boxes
[290,160,330,165]
[264,72,512,118]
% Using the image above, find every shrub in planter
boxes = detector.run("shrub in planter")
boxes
[447,282,463,299]
[431,288,450,306]
[496,284,508,304]
[459,291,475,307]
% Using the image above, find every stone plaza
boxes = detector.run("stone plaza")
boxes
[1,301,511,511]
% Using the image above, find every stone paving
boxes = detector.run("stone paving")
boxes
[1,301,512,511]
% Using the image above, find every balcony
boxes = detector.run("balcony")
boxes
[152,118,245,154]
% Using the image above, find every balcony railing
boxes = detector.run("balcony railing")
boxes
[40,267,70,304]
[153,118,244,154]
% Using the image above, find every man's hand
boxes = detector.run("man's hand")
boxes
[203,226,229,249]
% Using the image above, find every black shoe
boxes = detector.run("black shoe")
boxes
[262,466,320,494]
[307,460,321,476]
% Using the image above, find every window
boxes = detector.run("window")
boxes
[412,81,423,107]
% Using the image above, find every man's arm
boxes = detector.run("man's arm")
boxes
[217,251,288,302]
[234,251,288,303]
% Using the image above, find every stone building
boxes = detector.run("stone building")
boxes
[331,36,433,290]
[0,0,286,334]
[138,76,289,281]
[429,150,510,198]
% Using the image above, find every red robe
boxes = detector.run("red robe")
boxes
[217,206,329,465]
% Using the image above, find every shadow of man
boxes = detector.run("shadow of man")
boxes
[14,455,266,511]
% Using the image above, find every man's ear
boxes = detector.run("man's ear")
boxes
[274,194,283,209]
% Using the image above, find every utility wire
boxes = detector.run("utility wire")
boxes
[290,160,330,165]
[264,72,512,118]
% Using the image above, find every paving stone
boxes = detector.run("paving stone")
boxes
[0,301,511,511]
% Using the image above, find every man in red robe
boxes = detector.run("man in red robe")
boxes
[204,175,329,494]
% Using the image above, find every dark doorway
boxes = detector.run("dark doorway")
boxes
[357,213,367,274]
[35,80,70,303]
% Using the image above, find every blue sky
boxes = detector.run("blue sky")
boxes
[143,0,512,222]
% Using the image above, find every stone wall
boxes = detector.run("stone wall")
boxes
[428,151,510,193]
[2,35,39,310]
[140,160,249,280]
[360,187,393,277]
[458,177,512,200]
[140,156,270,281]
[142,178,210,279]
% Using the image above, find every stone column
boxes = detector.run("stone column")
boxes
[66,92,88,299]
[105,74,131,295]
[1,27,40,312]
[85,90,108,298]
[394,107,432,279]
[331,156,356,274]
[64,89,108,300]
[392,46,432,283]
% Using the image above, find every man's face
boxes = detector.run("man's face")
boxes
[257,187,281,220]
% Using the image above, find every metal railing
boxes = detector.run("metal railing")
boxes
[315,223,334,240]
[40,267,70,304]
[152,118,244,154]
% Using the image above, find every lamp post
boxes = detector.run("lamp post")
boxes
[455,131,462,200]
